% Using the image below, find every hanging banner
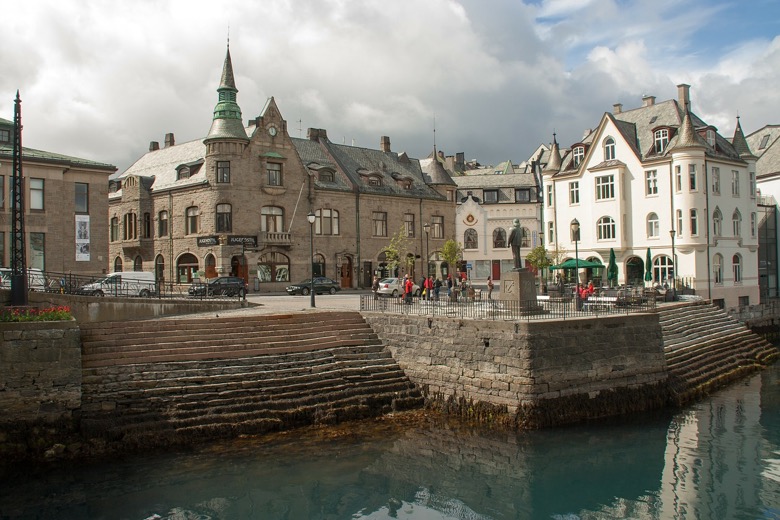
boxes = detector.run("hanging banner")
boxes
[75,215,90,261]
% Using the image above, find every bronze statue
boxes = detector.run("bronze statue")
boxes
[508,218,522,269]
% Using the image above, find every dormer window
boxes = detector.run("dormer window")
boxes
[0,129,9,143]
[572,146,585,168]
[706,129,716,147]
[604,137,616,161]
[760,134,770,150]
[368,176,382,187]
[319,171,334,182]
[654,129,669,154]
[177,166,190,180]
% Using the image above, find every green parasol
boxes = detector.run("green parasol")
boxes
[644,248,653,283]
[607,248,618,287]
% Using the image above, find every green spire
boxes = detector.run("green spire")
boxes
[205,45,248,143]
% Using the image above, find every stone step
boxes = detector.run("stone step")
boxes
[661,321,741,346]
[664,328,753,354]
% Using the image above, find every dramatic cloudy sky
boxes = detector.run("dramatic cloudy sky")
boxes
[2,0,779,173]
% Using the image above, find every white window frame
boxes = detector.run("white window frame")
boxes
[569,181,579,205]
[645,170,658,196]
[595,175,615,201]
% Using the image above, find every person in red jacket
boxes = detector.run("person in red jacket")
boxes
[404,275,413,304]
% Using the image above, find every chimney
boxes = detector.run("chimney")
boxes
[677,84,691,110]
[642,95,656,107]
[613,103,623,114]
[456,152,465,169]
[149,141,160,152]
[380,135,391,152]
[164,132,175,147]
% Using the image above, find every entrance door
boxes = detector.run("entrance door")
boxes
[340,256,353,288]
[491,260,501,280]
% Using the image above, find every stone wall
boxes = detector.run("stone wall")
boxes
[0,321,81,424]
[362,313,669,428]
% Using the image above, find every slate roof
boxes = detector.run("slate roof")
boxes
[419,156,458,186]
[748,125,780,178]
[452,172,537,189]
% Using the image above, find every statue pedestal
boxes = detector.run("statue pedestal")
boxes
[502,270,544,315]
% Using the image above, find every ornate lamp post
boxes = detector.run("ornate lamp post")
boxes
[669,228,676,299]
[307,211,316,308]
[571,219,580,309]
[423,222,430,278]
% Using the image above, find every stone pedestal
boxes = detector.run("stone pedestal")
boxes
[502,269,544,315]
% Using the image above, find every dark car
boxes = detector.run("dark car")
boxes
[188,276,247,298]
[286,277,341,295]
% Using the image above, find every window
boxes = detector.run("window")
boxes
[546,185,553,207]
[604,137,615,160]
[114,256,123,273]
[267,163,282,186]
[732,254,742,283]
[143,212,151,238]
[751,212,757,237]
[706,129,716,147]
[483,189,498,203]
[431,215,444,239]
[655,129,669,153]
[645,170,658,195]
[732,210,742,236]
[548,221,554,243]
[177,166,190,180]
[261,206,283,233]
[185,206,199,235]
[732,170,740,196]
[713,254,723,284]
[572,146,584,168]
[675,166,682,191]
[653,256,673,284]
[368,176,382,187]
[372,212,387,237]
[713,209,722,237]
[749,171,756,197]
[316,209,340,236]
[0,129,9,143]
[569,181,580,205]
[595,175,615,200]
[515,189,531,203]
[464,229,478,249]
[597,216,616,240]
[123,212,137,240]
[712,167,720,194]
[677,210,683,238]
[402,213,415,238]
[257,252,290,283]
[30,232,45,270]
[158,211,168,237]
[110,217,119,242]
[217,161,230,183]
[75,182,88,213]
[521,227,531,247]
[690,209,698,236]
[759,134,770,149]
[30,178,44,210]
[216,203,232,232]
[647,213,659,238]
[319,170,334,182]
[689,164,697,191]
[134,256,143,272]
[0,175,3,209]
[493,228,506,248]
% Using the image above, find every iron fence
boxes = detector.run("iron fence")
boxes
[360,293,656,321]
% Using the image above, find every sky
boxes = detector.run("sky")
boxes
[2,0,780,174]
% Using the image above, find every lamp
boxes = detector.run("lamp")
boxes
[307,211,316,308]
[571,219,580,309]
[423,223,430,279]
[669,228,676,299]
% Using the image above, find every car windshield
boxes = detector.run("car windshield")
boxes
[380,279,395,284]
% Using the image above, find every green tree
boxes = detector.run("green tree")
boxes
[440,238,463,276]
[525,244,551,271]
[383,226,412,277]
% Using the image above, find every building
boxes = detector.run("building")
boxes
[452,163,542,282]
[108,47,456,291]
[0,115,116,276]
[543,85,759,309]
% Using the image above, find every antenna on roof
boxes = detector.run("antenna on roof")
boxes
[433,113,437,151]
[297,118,302,138]
[227,26,230,48]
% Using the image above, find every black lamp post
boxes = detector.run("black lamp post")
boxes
[669,228,676,299]
[423,223,430,278]
[307,211,316,308]
[571,219,580,309]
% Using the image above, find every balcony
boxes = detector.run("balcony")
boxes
[260,231,292,248]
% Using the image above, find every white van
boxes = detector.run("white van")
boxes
[0,268,47,291]
[80,271,156,297]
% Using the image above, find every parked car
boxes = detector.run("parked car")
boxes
[188,276,247,298]
[376,277,421,298]
[0,267,47,291]
[80,271,157,297]
[286,277,341,295]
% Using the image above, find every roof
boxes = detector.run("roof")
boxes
[453,172,537,189]
[748,125,780,178]
[113,137,208,191]
[419,155,457,186]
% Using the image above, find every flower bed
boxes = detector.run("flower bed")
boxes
[0,306,72,322]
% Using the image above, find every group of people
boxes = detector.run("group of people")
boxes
[577,281,596,300]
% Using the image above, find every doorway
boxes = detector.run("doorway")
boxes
[340,256,353,288]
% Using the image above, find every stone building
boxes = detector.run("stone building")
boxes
[0,115,116,276]
[108,47,456,290]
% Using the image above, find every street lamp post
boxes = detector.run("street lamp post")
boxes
[571,219,580,309]
[669,228,676,300]
[307,211,316,308]
[423,223,430,279]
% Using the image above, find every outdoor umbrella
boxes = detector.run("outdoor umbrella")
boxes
[644,248,653,283]
[607,248,618,287]
[550,258,605,270]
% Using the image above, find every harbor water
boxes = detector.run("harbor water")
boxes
[1,364,779,519]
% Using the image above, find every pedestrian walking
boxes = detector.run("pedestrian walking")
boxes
[487,276,494,299]
[372,275,380,300]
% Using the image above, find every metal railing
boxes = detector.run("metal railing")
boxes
[360,293,656,321]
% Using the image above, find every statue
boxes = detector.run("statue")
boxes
[508,218,522,269]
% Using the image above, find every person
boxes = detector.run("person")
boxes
[587,281,595,296]
[404,275,414,304]
[446,275,453,299]
[372,275,380,300]
[556,273,564,295]
[487,276,494,299]
[424,275,433,301]
[434,277,442,301]
[507,218,523,269]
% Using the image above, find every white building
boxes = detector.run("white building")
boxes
[543,84,759,309]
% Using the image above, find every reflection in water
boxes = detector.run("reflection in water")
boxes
[1,366,779,519]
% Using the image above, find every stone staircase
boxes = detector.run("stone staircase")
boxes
[79,311,423,448]
[657,301,779,405]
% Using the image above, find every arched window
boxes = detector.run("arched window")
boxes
[713,254,723,284]
[604,137,616,160]
[185,206,199,235]
[654,129,669,153]
[133,256,143,272]
[176,253,199,283]
[158,211,169,237]
[261,206,284,233]
[713,208,722,237]
[216,203,232,232]
[319,170,334,182]
[647,212,659,238]
[493,228,506,248]
[113,256,123,272]
[732,254,742,283]
[257,252,290,282]
[653,255,673,284]
[521,227,530,247]
[313,253,326,278]
[597,216,616,240]
[464,229,478,249]
[155,255,165,283]
[732,209,742,236]
[123,212,137,240]
[572,146,585,168]
[204,253,217,279]
[315,209,339,236]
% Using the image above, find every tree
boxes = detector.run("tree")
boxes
[525,244,551,271]
[440,239,463,278]
[383,226,412,277]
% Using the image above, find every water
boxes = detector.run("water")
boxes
[2,365,779,520]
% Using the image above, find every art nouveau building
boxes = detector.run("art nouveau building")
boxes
[0,115,116,276]
[108,47,456,291]
[543,85,759,309]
